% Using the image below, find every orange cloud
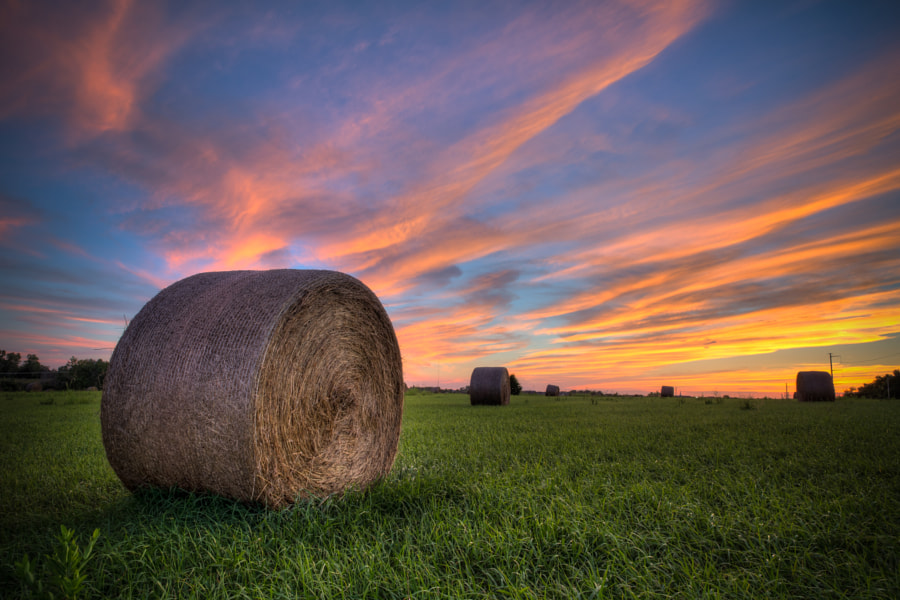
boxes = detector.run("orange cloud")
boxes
[217,234,287,270]
[372,31,900,394]
[0,217,32,237]
[0,304,68,316]
[0,0,196,137]
[508,287,900,394]
[114,261,173,291]
[318,1,709,290]
[118,0,710,287]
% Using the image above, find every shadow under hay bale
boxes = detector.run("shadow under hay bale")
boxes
[545,384,560,397]
[469,367,510,406]
[796,371,835,402]
[101,269,404,508]
[660,385,674,397]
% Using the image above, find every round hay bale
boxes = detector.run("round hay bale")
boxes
[469,367,510,406]
[545,384,560,397]
[660,385,674,397]
[101,269,404,508]
[795,371,835,402]
[25,381,42,392]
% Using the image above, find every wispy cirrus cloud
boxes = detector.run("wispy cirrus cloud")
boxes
[7,0,707,314]
[0,0,200,138]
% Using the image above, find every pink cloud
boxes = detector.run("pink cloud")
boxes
[0,0,199,138]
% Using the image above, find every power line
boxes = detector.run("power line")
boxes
[840,352,900,366]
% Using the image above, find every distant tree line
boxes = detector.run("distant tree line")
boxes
[0,350,45,376]
[843,369,900,399]
[0,350,109,391]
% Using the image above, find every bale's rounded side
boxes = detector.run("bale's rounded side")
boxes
[796,371,835,402]
[660,385,675,397]
[469,367,510,406]
[545,384,560,397]
[101,269,404,508]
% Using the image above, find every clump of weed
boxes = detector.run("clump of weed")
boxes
[739,399,758,410]
[62,392,94,406]
[14,525,100,599]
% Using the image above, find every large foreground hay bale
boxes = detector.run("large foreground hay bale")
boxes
[796,371,835,402]
[660,385,674,397]
[101,269,404,508]
[545,384,560,397]
[469,367,510,406]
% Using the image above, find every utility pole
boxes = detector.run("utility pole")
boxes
[827,353,843,397]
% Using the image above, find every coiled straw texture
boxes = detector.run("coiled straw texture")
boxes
[101,269,404,508]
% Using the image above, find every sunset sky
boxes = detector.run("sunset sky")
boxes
[1,0,899,396]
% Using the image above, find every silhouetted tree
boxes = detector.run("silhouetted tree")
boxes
[509,374,522,395]
[57,357,110,390]
[844,369,900,399]
[20,353,47,374]
[0,350,21,373]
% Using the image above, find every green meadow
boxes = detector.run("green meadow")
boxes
[1,390,898,599]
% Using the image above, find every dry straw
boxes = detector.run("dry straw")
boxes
[469,367,510,405]
[795,371,835,402]
[660,385,675,397]
[101,269,404,508]
[545,384,560,397]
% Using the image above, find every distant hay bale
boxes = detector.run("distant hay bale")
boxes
[795,371,835,402]
[86,386,99,391]
[25,382,42,392]
[545,384,560,397]
[469,367,510,406]
[660,385,674,397]
[101,269,404,508]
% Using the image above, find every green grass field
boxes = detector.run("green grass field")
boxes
[1,390,898,599]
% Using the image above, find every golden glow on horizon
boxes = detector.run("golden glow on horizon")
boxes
[505,290,900,394]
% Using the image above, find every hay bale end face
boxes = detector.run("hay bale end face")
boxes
[660,385,674,397]
[101,269,404,508]
[545,384,560,397]
[796,371,835,402]
[469,367,510,405]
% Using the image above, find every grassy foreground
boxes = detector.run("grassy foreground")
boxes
[1,390,898,599]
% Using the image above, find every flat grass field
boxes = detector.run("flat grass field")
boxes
[1,391,898,599]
